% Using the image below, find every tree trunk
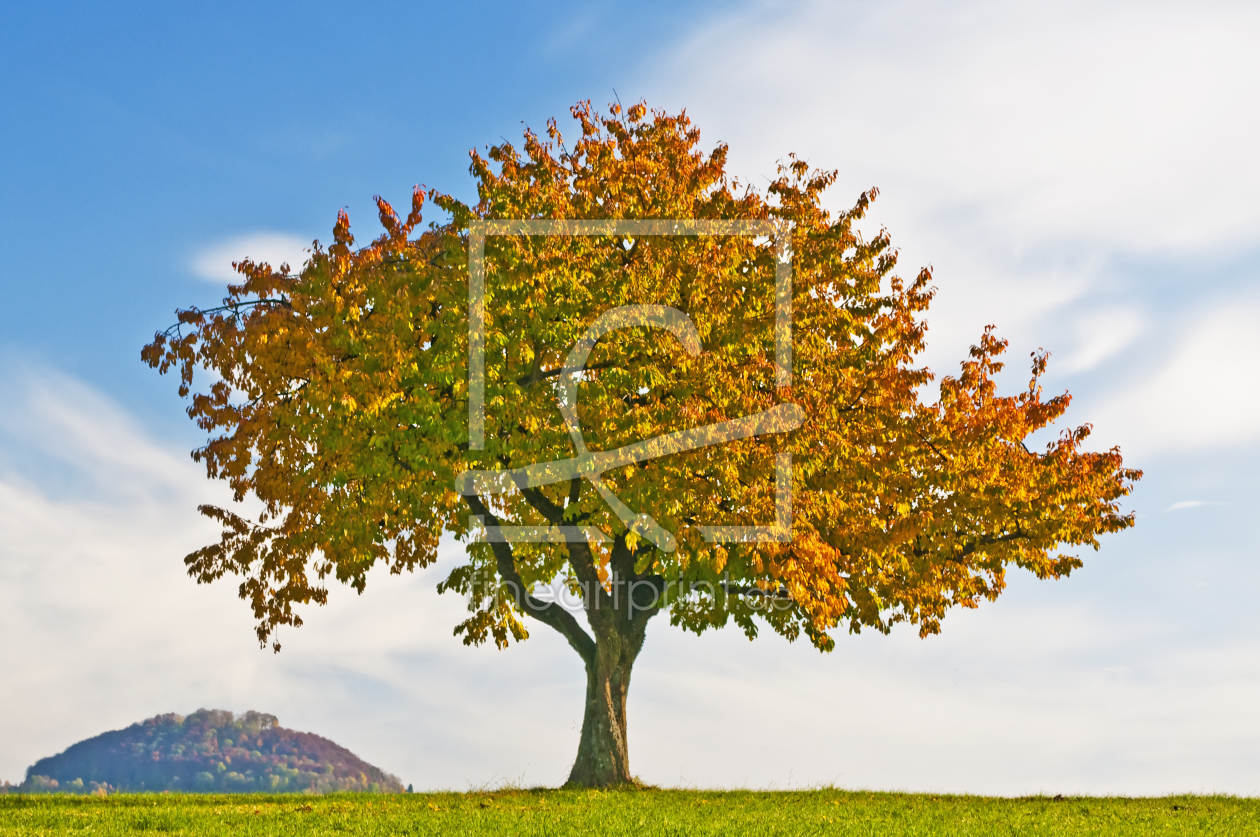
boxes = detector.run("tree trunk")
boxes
[566,611,645,787]
[566,626,637,786]
[467,492,661,787]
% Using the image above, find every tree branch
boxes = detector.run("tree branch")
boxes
[911,529,1030,563]
[520,483,604,599]
[520,486,564,524]
[158,298,293,341]
[515,359,620,386]
[463,494,596,663]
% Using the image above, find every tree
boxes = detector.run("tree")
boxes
[143,101,1140,788]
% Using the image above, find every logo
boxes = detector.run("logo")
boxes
[456,220,798,551]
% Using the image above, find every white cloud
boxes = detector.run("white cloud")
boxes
[1091,301,1260,455]
[190,233,312,283]
[1166,501,1205,512]
[634,0,1260,458]
[1058,307,1145,376]
[648,0,1260,254]
[1164,501,1223,512]
[0,364,586,789]
[631,612,1260,794]
[0,369,196,499]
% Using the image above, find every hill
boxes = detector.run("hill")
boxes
[11,709,404,794]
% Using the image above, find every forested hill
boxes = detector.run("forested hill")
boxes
[12,709,404,794]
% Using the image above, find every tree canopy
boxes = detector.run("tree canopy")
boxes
[143,101,1140,786]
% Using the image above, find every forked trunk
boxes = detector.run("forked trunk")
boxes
[566,621,641,786]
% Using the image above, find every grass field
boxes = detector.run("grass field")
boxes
[1,789,1257,836]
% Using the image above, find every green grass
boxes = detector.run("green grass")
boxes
[1,789,1256,835]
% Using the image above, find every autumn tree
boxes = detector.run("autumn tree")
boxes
[143,101,1139,787]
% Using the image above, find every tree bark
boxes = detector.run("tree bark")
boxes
[563,559,661,787]
[566,614,643,787]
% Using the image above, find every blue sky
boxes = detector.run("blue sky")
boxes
[2,0,1259,793]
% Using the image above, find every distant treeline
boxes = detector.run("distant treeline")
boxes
[4,709,404,794]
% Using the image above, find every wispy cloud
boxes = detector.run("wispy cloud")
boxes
[1091,300,1260,455]
[1058,308,1145,376]
[647,0,1260,253]
[190,233,312,284]
[0,363,584,790]
[1164,501,1224,512]
[638,0,1260,458]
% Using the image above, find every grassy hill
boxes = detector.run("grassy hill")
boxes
[9,709,402,794]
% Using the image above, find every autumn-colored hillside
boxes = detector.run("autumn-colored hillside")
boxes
[9,709,403,794]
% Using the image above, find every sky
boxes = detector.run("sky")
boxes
[1,0,1259,794]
